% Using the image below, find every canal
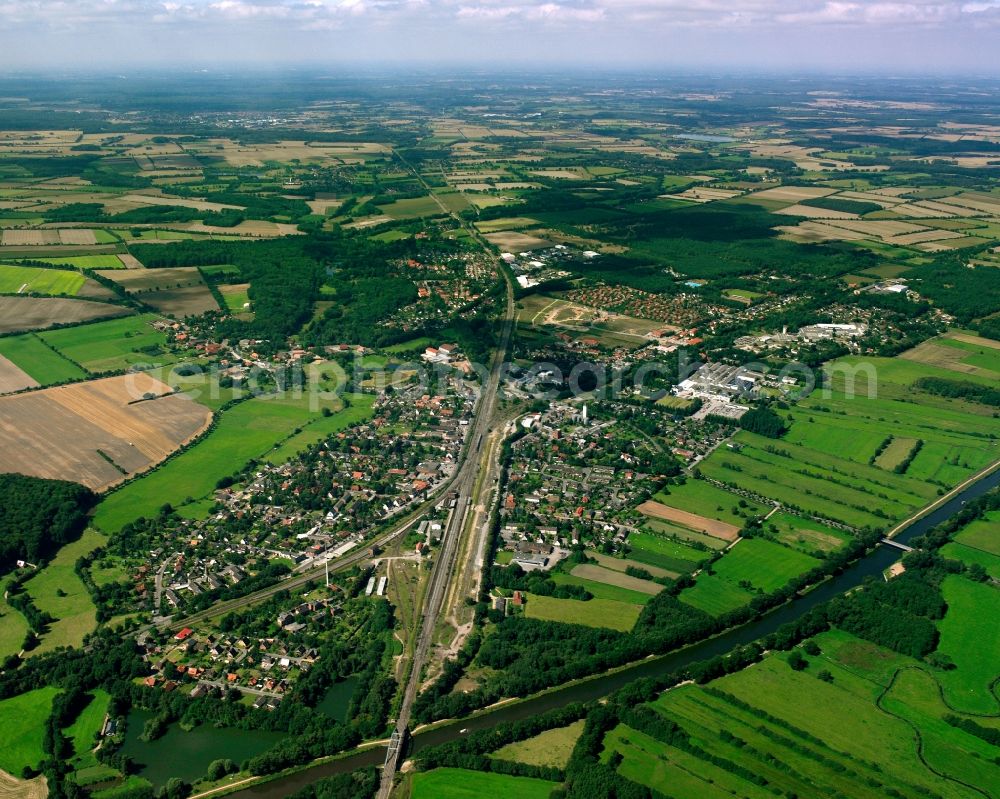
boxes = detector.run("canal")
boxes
[228,466,1000,798]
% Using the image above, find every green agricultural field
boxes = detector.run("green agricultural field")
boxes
[0,686,60,774]
[218,283,250,312]
[625,530,707,572]
[762,512,851,554]
[722,288,763,302]
[524,593,641,632]
[145,363,243,412]
[263,394,376,465]
[822,353,1000,403]
[782,412,887,464]
[550,571,655,605]
[93,229,119,244]
[491,719,585,768]
[0,333,85,384]
[646,650,991,798]
[22,529,106,654]
[93,393,356,532]
[602,724,772,799]
[640,518,732,550]
[0,263,85,295]
[410,768,556,799]
[66,690,111,762]
[655,395,697,411]
[39,313,172,373]
[653,480,767,529]
[938,510,1000,576]
[31,255,125,269]
[369,229,412,242]
[879,667,1000,792]
[940,542,1000,578]
[708,537,820,593]
[678,575,754,616]
[873,436,921,471]
[624,638,997,799]
[951,511,1000,555]
[382,336,433,354]
[934,575,1000,714]
[934,336,1000,374]
[377,195,445,219]
[698,428,948,529]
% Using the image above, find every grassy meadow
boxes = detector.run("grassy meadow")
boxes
[39,314,173,374]
[0,686,60,774]
[410,768,557,799]
[0,333,87,384]
[602,623,1000,799]
[524,593,641,632]
[22,529,106,654]
[0,263,86,295]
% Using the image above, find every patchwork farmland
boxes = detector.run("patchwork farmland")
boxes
[0,372,211,490]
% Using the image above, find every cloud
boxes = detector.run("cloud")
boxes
[0,0,998,68]
[1,0,996,28]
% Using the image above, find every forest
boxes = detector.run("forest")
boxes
[0,475,95,571]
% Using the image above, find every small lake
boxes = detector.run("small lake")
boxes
[316,676,360,722]
[119,708,284,788]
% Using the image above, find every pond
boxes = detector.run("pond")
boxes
[118,708,284,788]
[316,676,360,722]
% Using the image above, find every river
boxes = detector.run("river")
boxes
[227,466,1000,798]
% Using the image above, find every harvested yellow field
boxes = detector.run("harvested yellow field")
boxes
[776,221,868,242]
[775,204,859,220]
[186,139,388,167]
[484,231,552,252]
[886,229,965,246]
[822,219,927,237]
[307,198,343,215]
[935,193,1000,215]
[0,297,130,334]
[120,192,243,211]
[836,190,903,206]
[117,254,144,269]
[900,341,1000,379]
[529,169,588,180]
[57,228,98,245]
[893,201,959,219]
[916,236,995,252]
[664,187,742,203]
[0,770,46,799]
[948,333,1000,349]
[0,373,212,491]
[0,230,61,246]
[637,500,741,541]
[748,185,836,202]
[570,563,664,595]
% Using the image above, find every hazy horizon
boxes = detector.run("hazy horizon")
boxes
[2,0,999,74]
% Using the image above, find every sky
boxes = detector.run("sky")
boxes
[1,0,999,73]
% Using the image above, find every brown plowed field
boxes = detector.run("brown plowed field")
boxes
[637,500,741,541]
[0,373,211,490]
[0,296,130,333]
[0,355,39,394]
